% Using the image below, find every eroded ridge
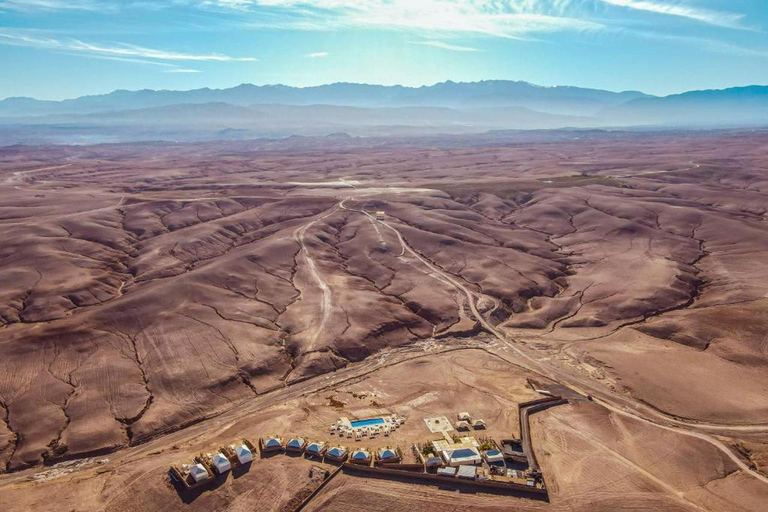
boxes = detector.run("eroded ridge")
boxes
[0,131,767,480]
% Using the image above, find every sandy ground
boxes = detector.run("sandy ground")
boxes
[1,131,768,510]
[0,347,765,511]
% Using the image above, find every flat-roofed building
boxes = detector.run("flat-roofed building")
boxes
[483,449,504,464]
[437,467,457,477]
[457,465,477,480]
[425,456,443,469]
[433,435,483,467]
[442,446,482,466]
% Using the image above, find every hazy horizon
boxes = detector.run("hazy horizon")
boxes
[5,77,768,103]
[2,1,768,100]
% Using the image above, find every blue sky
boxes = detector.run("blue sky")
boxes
[1,1,767,100]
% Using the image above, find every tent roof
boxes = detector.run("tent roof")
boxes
[190,464,208,480]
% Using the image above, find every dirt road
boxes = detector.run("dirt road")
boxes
[340,196,768,488]
[292,205,339,352]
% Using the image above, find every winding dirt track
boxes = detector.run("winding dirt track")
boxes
[340,194,768,487]
[2,163,767,506]
[293,205,339,352]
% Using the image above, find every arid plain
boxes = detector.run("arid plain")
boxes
[0,130,767,511]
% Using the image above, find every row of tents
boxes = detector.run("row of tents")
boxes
[260,434,403,465]
[169,439,256,489]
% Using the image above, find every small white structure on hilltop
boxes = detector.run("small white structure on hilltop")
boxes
[376,211,386,219]
[189,463,209,483]
[212,453,231,475]
[235,444,253,464]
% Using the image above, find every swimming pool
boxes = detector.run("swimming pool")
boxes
[350,418,385,428]
[451,448,479,459]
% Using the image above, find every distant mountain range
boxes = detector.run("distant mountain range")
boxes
[1,80,766,145]
[0,80,649,117]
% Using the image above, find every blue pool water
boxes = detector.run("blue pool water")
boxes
[351,418,385,428]
[451,448,478,458]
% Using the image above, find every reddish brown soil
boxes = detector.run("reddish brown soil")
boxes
[0,130,767,510]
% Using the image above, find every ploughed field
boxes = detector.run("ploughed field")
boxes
[1,130,768,477]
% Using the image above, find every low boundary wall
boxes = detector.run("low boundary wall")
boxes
[293,465,344,512]
[340,463,548,501]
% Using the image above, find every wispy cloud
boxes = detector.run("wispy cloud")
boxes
[0,31,257,65]
[228,1,603,39]
[67,41,257,61]
[164,68,202,73]
[0,0,101,12]
[412,40,479,52]
[598,0,746,29]
[627,29,768,59]
[307,51,328,58]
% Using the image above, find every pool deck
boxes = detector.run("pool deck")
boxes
[339,416,391,431]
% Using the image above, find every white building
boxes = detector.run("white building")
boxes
[457,465,477,480]
[441,446,482,467]
[235,444,253,464]
[189,463,209,483]
[262,436,283,452]
[212,453,231,474]
[286,437,306,452]
[437,467,457,477]
[482,449,504,464]
[326,446,348,460]
[378,448,399,462]
[350,449,371,464]
[306,441,326,457]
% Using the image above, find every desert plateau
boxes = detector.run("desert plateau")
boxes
[0,128,766,511]
[4,1,768,509]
